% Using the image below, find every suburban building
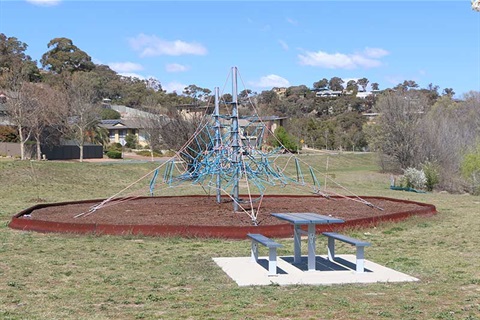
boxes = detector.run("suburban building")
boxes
[98,119,148,146]
[272,87,287,97]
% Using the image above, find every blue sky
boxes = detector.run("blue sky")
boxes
[1,1,479,97]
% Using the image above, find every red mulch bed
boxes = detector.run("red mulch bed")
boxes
[22,195,423,226]
[9,195,436,238]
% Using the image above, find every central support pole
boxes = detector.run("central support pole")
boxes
[231,67,240,211]
[214,87,222,203]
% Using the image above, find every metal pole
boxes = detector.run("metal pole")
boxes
[231,67,240,211]
[214,87,222,203]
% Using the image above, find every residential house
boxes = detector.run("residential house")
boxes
[98,119,148,146]
[272,87,287,97]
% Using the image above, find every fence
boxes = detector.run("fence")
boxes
[0,142,103,160]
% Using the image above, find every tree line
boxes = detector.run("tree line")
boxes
[1,33,479,193]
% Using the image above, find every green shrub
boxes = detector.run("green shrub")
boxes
[422,161,440,191]
[106,150,122,159]
[270,126,299,153]
[107,143,122,152]
[125,133,137,149]
[461,144,480,195]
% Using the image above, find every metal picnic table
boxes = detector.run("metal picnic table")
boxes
[271,212,345,271]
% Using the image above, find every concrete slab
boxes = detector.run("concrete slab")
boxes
[213,255,419,286]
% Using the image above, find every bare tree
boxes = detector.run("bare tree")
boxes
[373,90,428,169]
[4,82,34,159]
[139,104,168,159]
[65,72,101,162]
[416,92,480,191]
[23,83,67,160]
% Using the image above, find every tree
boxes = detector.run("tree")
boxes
[119,76,154,108]
[64,72,102,162]
[442,88,455,97]
[313,78,328,89]
[100,108,121,120]
[238,89,253,105]
[371,90,428,169]
[90,64,124,102]
[285,85,310,98]
[0,33,40,84]
[157,106,210,169]
[461,144,480,194]
[6,81,60,160]
[41,37,95,74]
[357,78,369,92]
[271,126,298,153]
[394,80,419,92]
[346,80,358,93]
[183,84,211,105]
[371,82,380,91]
[139,105,168,158]
[222,93,233,103]
[23,83,67,160]
[146,77,163,92]
[328,77,344,91]
[421,83,440,105]
[4,82,36,159]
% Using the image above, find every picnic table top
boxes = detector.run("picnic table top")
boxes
[271,212,345,225]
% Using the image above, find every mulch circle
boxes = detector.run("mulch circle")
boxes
[9,195,436,239]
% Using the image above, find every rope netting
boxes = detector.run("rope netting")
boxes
[76,67,383,224]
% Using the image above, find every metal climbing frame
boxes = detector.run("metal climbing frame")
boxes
[151,67,320,218]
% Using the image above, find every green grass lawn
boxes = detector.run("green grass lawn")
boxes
[1,154,479,320]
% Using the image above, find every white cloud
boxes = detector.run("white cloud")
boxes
[163,81,187,94]
[109,62,143,73]
[166,63,189,73]
[363,47,389,58]
[251,74,290,88]
[286,17,298,25]
[118,72,145,80]
[298,47,389,69]
[279,40,289,51]
[26,0,60,6]
[129,33,207,57]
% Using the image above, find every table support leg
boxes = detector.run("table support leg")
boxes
[293,225,302,263]
[268,248,278,276]
[307,223,316,271]
[327,237,335,261]
[356,246,365,273]
[251,241,258,262]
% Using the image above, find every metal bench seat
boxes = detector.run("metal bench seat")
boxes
[247,233,283,276]
[322,232,371,273]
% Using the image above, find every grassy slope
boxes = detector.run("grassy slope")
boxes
[0,155,479,320]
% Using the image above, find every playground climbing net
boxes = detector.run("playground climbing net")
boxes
[75,67,383,225]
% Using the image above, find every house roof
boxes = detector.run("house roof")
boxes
[99,119,143,130]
